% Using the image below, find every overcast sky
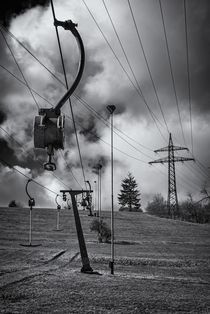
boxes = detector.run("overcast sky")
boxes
[0,0,209,209]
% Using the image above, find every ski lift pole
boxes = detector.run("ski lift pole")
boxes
[55,194,61,231]
[25,179,35,246]
[85,180,93,216]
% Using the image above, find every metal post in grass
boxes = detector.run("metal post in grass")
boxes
[20,179,41,247]
[94,180,97,214]
[106,105,116,275]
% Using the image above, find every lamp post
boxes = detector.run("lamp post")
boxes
[106,104,116,275]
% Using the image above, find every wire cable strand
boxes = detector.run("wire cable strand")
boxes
[159,0,186,146]
[183,0,193,155]
[0,24,156,153]
[127,0,170,134]
[1,24,208,181]
[0,64,53,107]
[0,157,60,197]
[0,28,39,110]
[82,0,167,143]
[0,62,150,165]
[0,125,70,189]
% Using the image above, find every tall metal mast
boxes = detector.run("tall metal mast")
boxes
[149,133,194,218]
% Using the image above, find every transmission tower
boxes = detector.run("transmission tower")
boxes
[149,133,194,218]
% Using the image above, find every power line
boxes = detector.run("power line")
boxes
[0,24,65,87]
[183,0,193,155]
[73,95,154,160]
[59,150,83,189]
[0,125,70,190]
[158,0,187,147]
[127,0,170,134]
[2,58,208,186]
[0,64,53,107]
[1,23,208,182]
[0,28,39,110]
[0,62,150,166]
[0,23,157,154]
[82,0,167,143]
[0,157,60,197]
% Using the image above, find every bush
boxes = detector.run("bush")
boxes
[8,200,17,207]
[119,206,142,212]
[146,194,168,218]
[8,200,24,208]
[90,218,111,243]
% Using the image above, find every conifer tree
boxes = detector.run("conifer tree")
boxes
[118,173,142,211]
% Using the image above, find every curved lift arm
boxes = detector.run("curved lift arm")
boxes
[55,194,61,210]
[34,18,85,171]
[25,179,35,207]
[54,19,85,113]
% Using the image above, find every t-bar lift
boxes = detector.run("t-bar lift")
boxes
[34,19,85,171]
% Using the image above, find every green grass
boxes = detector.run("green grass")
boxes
[0,207,210,313]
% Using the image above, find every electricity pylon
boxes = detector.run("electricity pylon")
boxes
[149,133,194,218]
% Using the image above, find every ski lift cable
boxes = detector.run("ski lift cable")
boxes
[183,0,193,155]
[127,0,170,134]
[0,24,156,153]
[0,126,70,190]
[82,0,168,144]
[0,60,208,182]
[0,63,149,165]
[0,29,39,110]
[158,0,187,147]
[0,156,61,197]
[0,29,206,182]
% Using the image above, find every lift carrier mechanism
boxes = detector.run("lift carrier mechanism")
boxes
[34,19,85,171]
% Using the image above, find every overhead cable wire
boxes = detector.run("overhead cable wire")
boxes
[82,0,168,144]
[2,23,207,180]
[0,28,39,110]
[158,0,187,147]
[0,62,150,165]
[127,0,170,134]
[2,13,208,179]
[73,95,154,160]
[2,56,208,184]
[59,150,83,189]
[0,24,156,153]
[0,64,53,107]
[0,24,64,87]
[0,157,60,197]
[183,0,193,155]
[0,125,70,190]
[50,0,87,189]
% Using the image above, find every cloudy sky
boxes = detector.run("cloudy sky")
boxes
[0,0,209,209]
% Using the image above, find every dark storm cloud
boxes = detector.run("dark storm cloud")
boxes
[91,156,109,175]
[0,138,18,166]
[0,0,50,26]
[186,0,210,116]
[0,108,7,124]
[78,115,99,143]
[0,136,44,175]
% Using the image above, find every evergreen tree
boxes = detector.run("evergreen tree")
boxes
[118,173,142,211]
